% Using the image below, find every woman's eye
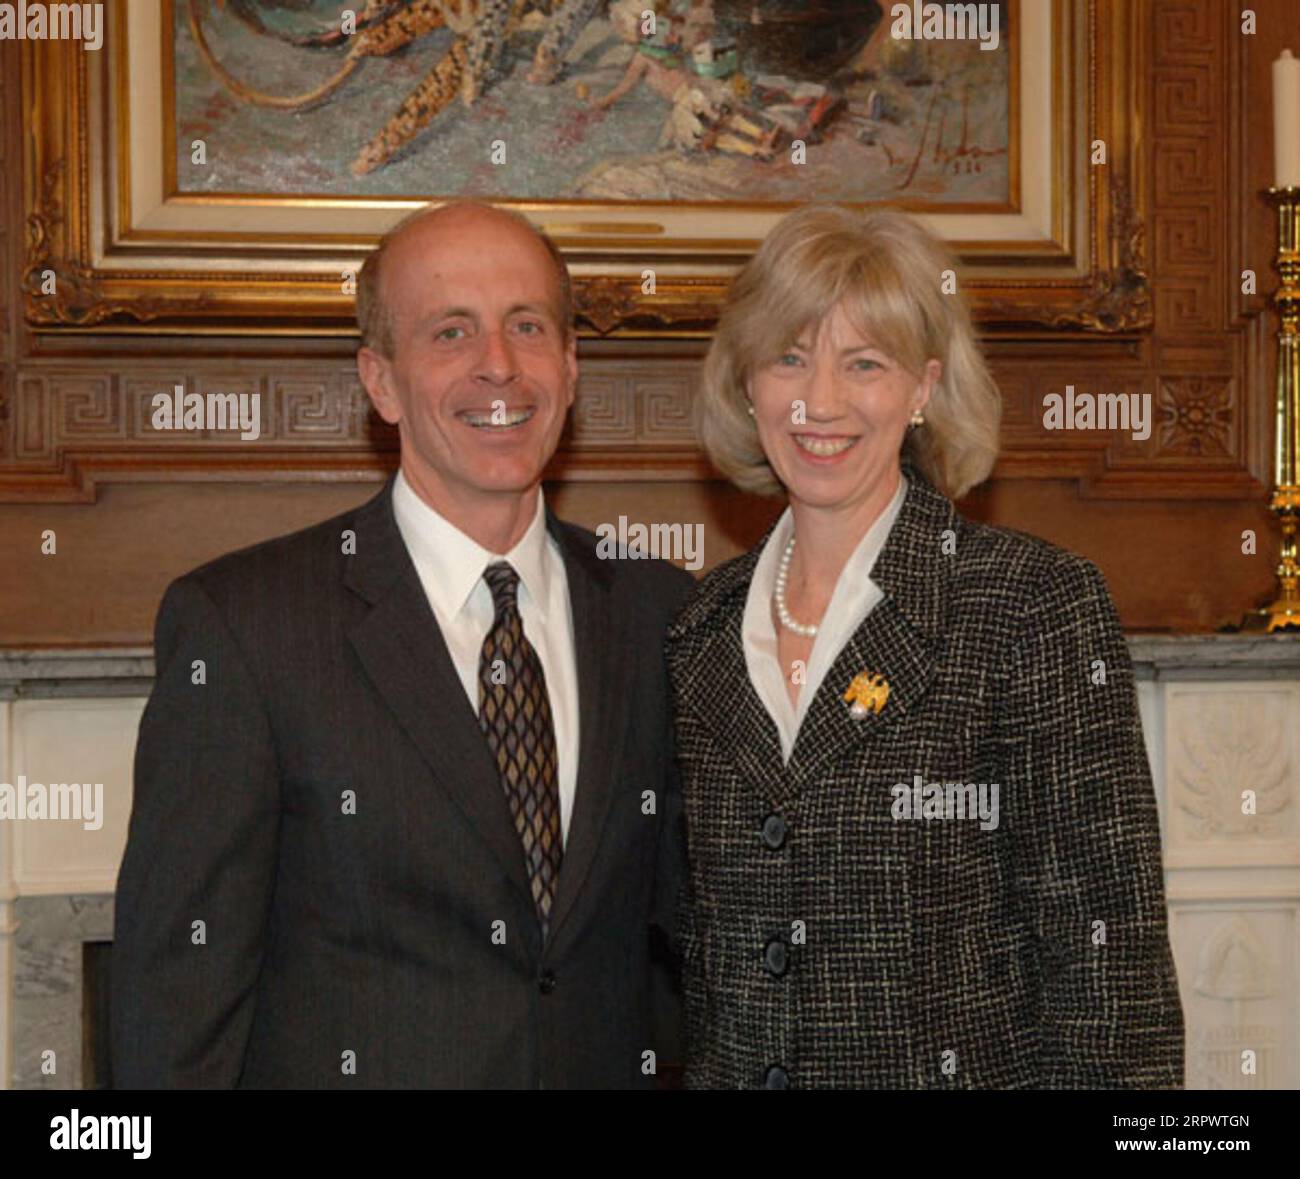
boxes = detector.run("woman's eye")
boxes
[776,353,802,367]
[852,357,882,372]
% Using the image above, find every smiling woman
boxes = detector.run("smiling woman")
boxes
[668,202,1185,1089]
[698,206,1000,503]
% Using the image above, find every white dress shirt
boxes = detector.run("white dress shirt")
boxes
[742,475,909,764]
[391,470,580,845]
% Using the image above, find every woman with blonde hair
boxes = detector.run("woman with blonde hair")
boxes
[667,204,1184,1089]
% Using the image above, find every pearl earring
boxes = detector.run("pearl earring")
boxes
[746,404,756,417]
[910,409,925,427]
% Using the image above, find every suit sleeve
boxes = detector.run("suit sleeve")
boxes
[651,672,688,949]
[111,576,281,1088]
[651,568,697,951]
[648,568,698,1077]
[1002,555,1184,1088]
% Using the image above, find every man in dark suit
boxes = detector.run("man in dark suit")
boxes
[111,201,694,1088]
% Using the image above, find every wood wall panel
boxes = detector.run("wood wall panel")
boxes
[0,475,1280,643]
[0,1,1295,638]
[1,28,13,462]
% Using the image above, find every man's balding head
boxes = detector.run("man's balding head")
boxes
[353,197,579,549]
[356,201,574,357]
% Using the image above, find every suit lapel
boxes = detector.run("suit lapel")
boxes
[786,470,951,787]
[343,477,532,906]
[785,597,936,788]
[672,538,787,803]
[544,512,634,943]
[672,466,952,804]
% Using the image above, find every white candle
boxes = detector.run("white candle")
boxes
[1275,49,1300,188]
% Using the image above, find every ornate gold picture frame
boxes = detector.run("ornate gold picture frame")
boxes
[22,0,1150,337]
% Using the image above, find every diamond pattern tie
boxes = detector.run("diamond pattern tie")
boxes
[477,561,563,938]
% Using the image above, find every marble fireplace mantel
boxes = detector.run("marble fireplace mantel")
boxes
[1,635,1298,1089]
[3,635,1299,698]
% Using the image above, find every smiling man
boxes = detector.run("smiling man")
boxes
[111,201,695,1089]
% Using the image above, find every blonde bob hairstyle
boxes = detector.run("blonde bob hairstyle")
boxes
[697,205,1001,501]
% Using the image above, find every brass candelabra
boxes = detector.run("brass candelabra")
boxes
[1246,187,1300,631]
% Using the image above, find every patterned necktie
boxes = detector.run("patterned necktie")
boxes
[477,561,563,937]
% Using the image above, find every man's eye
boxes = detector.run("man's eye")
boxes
[437,326,465,341]
[516,321,542,335]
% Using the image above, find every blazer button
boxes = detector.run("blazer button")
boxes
[538,969,557,995]
[763,939,789,977]
[763,1065,790,1089]
[760,814,788,850]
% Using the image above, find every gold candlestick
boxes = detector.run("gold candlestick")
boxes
[1246,187,1300,631]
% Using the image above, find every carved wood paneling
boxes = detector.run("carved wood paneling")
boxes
[1024,0,1265,499]
[0,359,722,500]
[0,0,1275,507]
[1,40,13,465]
[1156,376,1237,459]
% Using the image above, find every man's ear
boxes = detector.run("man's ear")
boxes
[358,346,402,426]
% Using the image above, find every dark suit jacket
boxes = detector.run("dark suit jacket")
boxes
[666,463,1185,1089]
[111,476,694,1088]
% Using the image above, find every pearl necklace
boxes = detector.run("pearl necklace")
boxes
[774,535,819,637]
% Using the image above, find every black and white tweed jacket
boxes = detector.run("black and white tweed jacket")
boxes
[665,464,1184,1089]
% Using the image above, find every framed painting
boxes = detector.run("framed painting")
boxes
[22,0,1150,336]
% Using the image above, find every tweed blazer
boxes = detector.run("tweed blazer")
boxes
[665,464,1185,1089]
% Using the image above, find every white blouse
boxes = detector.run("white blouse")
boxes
[741,475,909,763]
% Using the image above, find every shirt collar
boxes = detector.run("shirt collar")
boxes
[391,469,554,620]
[749,473,909,617]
